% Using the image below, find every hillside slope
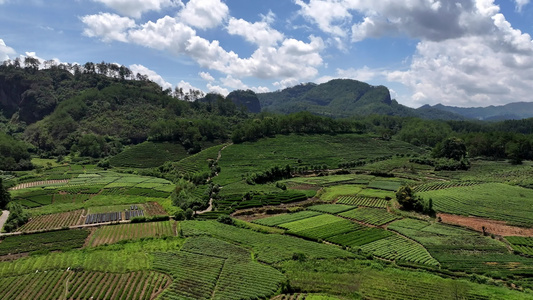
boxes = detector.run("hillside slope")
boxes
[421,102,533,120]
[258,79,465,120]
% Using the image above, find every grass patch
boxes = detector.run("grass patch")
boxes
[319,185,364,201]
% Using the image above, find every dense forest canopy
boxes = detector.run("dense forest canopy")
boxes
[1,58,533,170]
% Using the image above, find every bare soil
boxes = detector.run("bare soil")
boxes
[438,213,533,236]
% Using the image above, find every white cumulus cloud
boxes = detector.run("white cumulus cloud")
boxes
[93,0,179,18]
[199,71,214,82]
[81,13,135,42]
[295,0,352,37]
[384,1,533,107]
[295,0,533,107]
[177,80,202,93]
[227,17,284,47]
[207,83,229,96]
[178,0,228,30]
[515,0,530,11]
[0,39,16,60]
[129,64,172,90]
[220,75,249,90]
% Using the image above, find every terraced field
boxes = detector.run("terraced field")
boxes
[418,183,533,226]
[0,270,170,300]
[336,196,388,208]
[18,209,84,232]
[338,208,401,226]
[87,221,176,247]
[154,236,285,300]
[359,235,439,266]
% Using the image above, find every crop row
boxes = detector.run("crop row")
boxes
[65,270,170,300]
[109,141,189,168]
[429,249,533,274]
[18,210,84,232]
[506,236,533,247]
[510,245,533,256]
[367,180,403,191]
[423,188,533,227]
[87,221,175,247]
[339,208,401,226]
[213,258,285,300]
[253,211,322,227]
[307,204,355,214]
[143,202,167,216]
[336,196,388,208]
[326,227,394,247]
[155,251,224,300]
[278,214,343,231]
[217,191,309,212]
[180,221,355,264]
[412,181,480,193]
[100,187,170,198]
[360,235,440,266]
[288,219,359,241]
[0,229,89,256]
[158,236,285,300]
[506,237,533,256]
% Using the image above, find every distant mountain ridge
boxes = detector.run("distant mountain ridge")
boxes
[258,79,533,121]
[257,79,465,120]
[258,79,411,118]
[420,102,533,120]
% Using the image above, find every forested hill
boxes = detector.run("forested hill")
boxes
[0,61,251,164]
[257,79,465,120]
[420,102,533,121]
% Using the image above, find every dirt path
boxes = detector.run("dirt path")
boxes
[438,213,533,237]
[196,198,213,215]
[197,144,231,215]
[9,179,69,191]
[0,210,9,232]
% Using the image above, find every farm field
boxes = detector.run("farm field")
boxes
[109,141,190,168]
[336,195,388,208]
[87,221,176,247]
[0,270,171,300]
[338,207,401,226]
[0,229,89,256]
[388,218,533,279]
[279,259,531,300]
[213,134,423,186]
[418,183,533,227]
[18,209,84,232]
[180,220,356,264]
[5,133,533,299]
[506,236,533,256]
[155,236,285,300]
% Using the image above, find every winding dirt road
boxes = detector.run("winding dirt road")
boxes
[0,210,10,233]
[196,144,230,215]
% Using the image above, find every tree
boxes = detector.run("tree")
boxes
[97,61,108,76]
[433,137,467,161]
[0,178,11,209]
[3,202,29,232]
[24,56,40,71]
[185,208,194,220]
[396,186,419,210]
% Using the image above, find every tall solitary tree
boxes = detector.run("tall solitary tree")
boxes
[0,178,11,209]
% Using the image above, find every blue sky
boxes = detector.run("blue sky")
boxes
[1,0,532,108]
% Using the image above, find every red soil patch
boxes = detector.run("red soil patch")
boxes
[438,213,533,237]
